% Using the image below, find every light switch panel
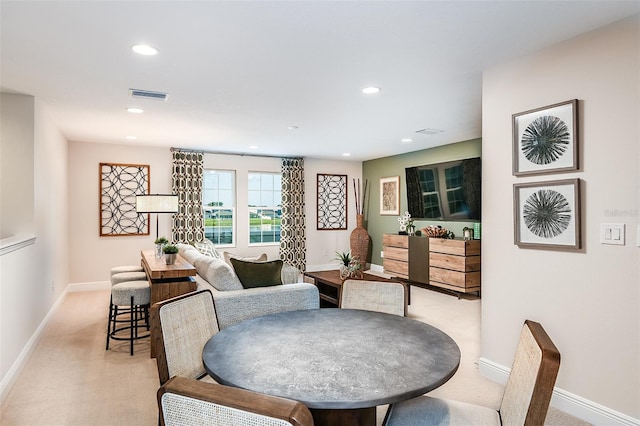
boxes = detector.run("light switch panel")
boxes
[600,223,625,245]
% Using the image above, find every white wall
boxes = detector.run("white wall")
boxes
[68,141,173,284]
[68,145,361,283]
[0,95,68,400]
[481,16,639,422]
[0,93,34,238]
[304,158,363,271]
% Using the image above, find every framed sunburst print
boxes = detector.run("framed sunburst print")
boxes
[514,179,581,250]
[512,99,578,176]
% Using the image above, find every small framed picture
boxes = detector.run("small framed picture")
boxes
[513,99,578,176]
[514,178,581,250]
[380,176,400,216]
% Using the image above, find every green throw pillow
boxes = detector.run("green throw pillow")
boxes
[229,258,283,289]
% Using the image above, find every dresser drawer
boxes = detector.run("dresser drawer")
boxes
[383,234,409,248]
[383,259,409,279]
[429,238,480,256]
[429,252,480,272]
[430,267,480,289]
[384,246,408,262]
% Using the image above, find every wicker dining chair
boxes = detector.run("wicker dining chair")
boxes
[150,290,220,385]
[340,279,406,316]
[158,376,314,426]
[384,319,561,426]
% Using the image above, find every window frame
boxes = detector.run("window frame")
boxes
[203,169,236,248]
[247,171,282,247]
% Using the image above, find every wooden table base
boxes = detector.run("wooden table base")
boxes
[310,407,376,426]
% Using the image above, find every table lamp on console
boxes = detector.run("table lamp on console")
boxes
[135,194,179,240]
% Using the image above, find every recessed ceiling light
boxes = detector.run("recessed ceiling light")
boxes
[126,107,144,114]
[249,145,259,150]
[362,86,381,94]
[342,153,351,157]
[401,138,413,143]
[287,126,299,130]
[125,135,137,140]
[132,44,158,56]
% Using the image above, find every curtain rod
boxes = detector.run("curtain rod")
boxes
[170,147,302,160]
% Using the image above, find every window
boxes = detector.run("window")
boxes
[418,168,442,218]
[248,172,282,245]
[203,170,235,246]
[443,164,466,216]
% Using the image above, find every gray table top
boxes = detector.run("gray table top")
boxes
[203,308,460,410]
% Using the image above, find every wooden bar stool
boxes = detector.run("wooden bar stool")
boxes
[106,280,151,356]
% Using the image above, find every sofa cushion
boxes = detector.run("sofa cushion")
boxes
[180,248,201,266]
[204,258,243,291]
[194,255,216,277]
[230,259,283,289]
[223,251,267,266]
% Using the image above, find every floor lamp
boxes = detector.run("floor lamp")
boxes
[135,194,179,240]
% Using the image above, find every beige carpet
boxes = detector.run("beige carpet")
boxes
[0,285,589,426]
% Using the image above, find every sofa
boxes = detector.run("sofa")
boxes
[176,243,319,329]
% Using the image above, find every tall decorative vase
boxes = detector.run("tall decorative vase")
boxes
[350,214,370,268]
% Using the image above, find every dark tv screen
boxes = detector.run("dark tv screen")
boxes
[405,157,481,221]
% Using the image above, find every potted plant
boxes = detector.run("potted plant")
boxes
[163,244,179,265]
[334,250,362,280]
[154,236,169,259]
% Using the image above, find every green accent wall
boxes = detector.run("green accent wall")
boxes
[363,138,481,266]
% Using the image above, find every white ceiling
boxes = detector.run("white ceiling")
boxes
[2,1,638,161]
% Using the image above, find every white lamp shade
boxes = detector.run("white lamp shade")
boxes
[135,194,179,213]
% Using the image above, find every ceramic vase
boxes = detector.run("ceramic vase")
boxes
[165,253,177,265]
[350,214,370,267]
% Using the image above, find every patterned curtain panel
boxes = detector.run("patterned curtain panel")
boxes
[280,158,306,272]
[171,150,205,244]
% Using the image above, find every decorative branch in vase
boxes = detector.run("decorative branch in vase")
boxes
[350,178,370,267]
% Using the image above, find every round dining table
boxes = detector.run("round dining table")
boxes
[203,308,460,426]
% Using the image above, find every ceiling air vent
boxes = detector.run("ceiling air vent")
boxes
[129,88,169,101]
[415,128,444,135]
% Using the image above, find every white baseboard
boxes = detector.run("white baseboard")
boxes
[479,358,639,426]
[368,263,384,273]
[67,281,110,292]
[0,285,69,404]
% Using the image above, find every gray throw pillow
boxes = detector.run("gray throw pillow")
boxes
[229,258,283,289]
[194,240,221,259]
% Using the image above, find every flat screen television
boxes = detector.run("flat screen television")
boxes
[405,157,481,221]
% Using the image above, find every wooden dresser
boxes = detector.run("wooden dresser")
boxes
[428,238,481,294]
[382,234,429,284]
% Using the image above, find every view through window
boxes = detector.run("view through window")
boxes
[203,170,235,246]
[248,172,282,245]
